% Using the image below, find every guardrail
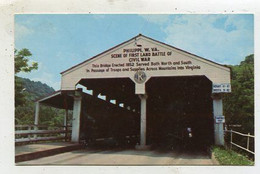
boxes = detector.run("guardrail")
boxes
[225,129,254,155]
[15,124,72,144]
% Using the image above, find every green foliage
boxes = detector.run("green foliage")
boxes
[15,48,38,107]
[212,146,253,165]
[15,48,38,74]
[18,77,55,100]
[223,54,254,134]
[15,76,27,107]
[15,77,65,126]
[39,105,66,126]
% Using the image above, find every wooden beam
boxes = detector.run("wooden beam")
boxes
[15,129,68,135]
[15,136,66,143]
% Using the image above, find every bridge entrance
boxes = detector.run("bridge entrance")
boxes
[77,78,140,148]
[146,76,214,151]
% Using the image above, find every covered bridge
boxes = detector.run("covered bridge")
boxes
[35,34,231,150]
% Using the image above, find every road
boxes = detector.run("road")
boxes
[17,148,215,165]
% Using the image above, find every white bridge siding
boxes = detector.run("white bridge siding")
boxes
[60,35,231,94]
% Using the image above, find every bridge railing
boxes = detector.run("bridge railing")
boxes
[15,124,72,145]
[225,129,255,155]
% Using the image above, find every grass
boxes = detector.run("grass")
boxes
[212,146,254,165]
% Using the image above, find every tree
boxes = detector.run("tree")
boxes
[15,48,38,107]
[223,54,254,134]
[15,49,66,126]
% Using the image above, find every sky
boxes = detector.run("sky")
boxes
[15,14,254,90]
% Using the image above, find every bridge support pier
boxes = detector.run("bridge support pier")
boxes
[34,102,40,138]
[136,94,150,150]
[71,94,82,143]
[212,93,224,146]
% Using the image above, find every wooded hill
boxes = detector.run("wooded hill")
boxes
[15,77,65,125]
[17,77,55,101]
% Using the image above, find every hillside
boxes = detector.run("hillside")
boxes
[17,76,55,101]
[15,77,62,125]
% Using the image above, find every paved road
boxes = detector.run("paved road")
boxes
[17,148,214,165]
